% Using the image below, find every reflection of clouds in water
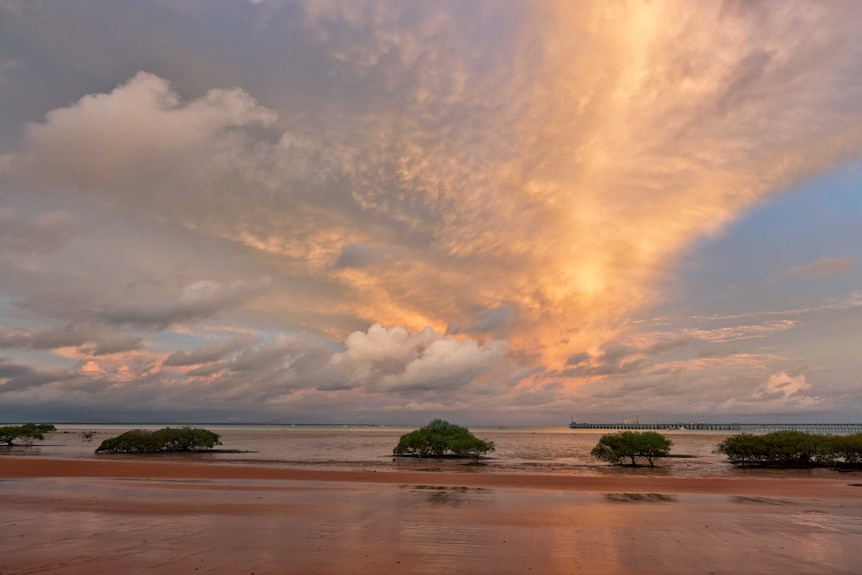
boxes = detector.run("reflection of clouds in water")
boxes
[783,509,862,568]
[597,465,673,478]
[730,496,796,506]
[789,510,860,533]
[402,485,492,507]
[0,445,45,456]
[604,493,677,503]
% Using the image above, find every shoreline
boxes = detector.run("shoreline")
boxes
[3,455,860,498]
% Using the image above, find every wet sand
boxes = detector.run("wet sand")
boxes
[1,457,861,574]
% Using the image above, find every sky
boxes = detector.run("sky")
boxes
[1,0,861,425]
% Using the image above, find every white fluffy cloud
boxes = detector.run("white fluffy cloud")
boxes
[330,323,507,393]
[17,72,276,193]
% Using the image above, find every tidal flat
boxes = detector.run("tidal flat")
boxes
[1,457,861,574]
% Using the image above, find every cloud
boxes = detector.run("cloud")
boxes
[787,256,856,278]
[231,338,297,374]
[0,210,77,258]
[4,2,861,374]
[101,277,272,329]
[13,71,276,195]
[0,327,31,348]
[556,343,643,378]
[328,323,508,393]
[333,242,402,269]
[330,324,438,380]
[0,360,70,394]
[0,59,22,86]
[692,290,862,322]
[565,352,590,366]
[379,337,508,392]
[563,350,815,416]
[4,275,273,360]
[555,334,689,378]
[1,70,351,272]
[446,305,517,336]
[683,320,798,343]
[78,336,143,357]
[163,334,256,366]
[697,347,741,359]
[0,323,142,356]
[2,2,862,421]
[644,336,690,356]
[757,370,811,400]
[0,322,515,419]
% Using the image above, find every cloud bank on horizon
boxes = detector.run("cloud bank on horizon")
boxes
[1,0,861,423]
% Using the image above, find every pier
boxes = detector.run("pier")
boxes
[568,422,862,433]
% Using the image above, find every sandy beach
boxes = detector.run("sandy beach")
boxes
[1,457,861,574]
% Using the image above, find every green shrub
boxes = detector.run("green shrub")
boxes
[95,427,221,454]
[393,419,495,462]
[718,432,862,467]
[0,423,56,446]
[811,434,841,466]
[836,433,862,465]
[590,431,673,467]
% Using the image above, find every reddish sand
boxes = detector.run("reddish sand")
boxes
[1,457,861,574]
[2,456,860,497]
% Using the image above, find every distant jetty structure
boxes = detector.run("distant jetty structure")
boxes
[568,422,862,433]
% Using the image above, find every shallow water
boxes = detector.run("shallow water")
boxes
[3,424,847,479]
[2,476,860,575]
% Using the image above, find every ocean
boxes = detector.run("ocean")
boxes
[3,423,843,479]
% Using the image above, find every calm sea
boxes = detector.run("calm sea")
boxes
[2,424,843,479]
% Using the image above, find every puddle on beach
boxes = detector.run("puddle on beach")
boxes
[111,477,214,484]
[730,495,797,506]
[604,492,677,503]
[400,484,492,507]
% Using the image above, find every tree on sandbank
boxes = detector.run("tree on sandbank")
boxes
[393,419,495,463]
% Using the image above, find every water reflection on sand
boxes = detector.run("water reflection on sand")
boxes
[2,475,860,574]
